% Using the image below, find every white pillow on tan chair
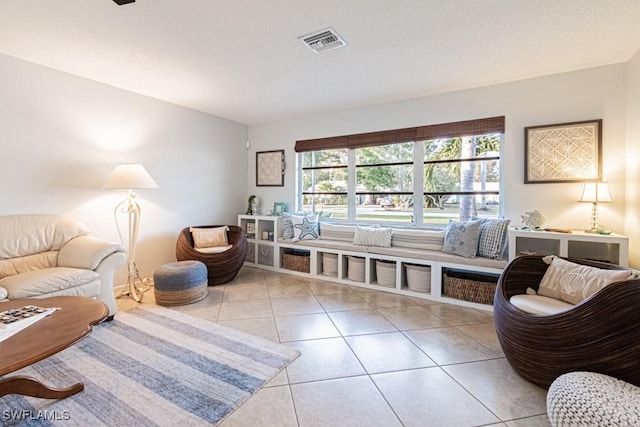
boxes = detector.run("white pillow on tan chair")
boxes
[538,256,632,305]
[190,226,230,249]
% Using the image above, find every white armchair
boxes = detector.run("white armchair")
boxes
[0,214,125,317]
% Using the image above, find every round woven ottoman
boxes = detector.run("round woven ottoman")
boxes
[547,372,640,426]
[153,261,208,306]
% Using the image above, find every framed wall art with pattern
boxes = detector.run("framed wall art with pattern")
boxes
[256,150,285,187]
[524,119,602,183]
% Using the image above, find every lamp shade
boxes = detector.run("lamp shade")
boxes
[580,182,612,203]
[104,163,158,190]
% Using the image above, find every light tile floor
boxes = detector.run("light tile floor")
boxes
[118,267,550,427]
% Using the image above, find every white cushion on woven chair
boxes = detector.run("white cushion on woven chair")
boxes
[510,294,574,315]
[194,245,232,254]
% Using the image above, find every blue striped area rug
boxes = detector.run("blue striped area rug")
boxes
[1,306,300,426]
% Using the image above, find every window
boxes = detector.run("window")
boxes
[295,117,504,227]
[355,142,414,223]
[423,135,501,226]
[300,148,348,219]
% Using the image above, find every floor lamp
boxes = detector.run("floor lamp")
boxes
[104,163,158,302]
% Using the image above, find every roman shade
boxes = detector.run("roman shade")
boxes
[294,116,505,152]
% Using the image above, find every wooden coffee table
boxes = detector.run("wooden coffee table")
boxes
[0,296,108,399]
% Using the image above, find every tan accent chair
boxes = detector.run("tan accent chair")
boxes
[0,214,125,317]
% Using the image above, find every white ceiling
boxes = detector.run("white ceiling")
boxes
[1,0,639,125]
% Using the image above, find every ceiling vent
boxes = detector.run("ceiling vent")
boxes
[299,28,347,54]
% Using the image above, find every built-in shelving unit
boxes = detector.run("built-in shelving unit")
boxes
[508,228,629,267]
[238,215,277,269]
[238,215,504,311]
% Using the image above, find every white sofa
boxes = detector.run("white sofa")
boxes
[0,214,125,317]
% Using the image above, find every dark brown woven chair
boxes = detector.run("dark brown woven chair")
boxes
[175,225,247,285]
[494,255,640,389]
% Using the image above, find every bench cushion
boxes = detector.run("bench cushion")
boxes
[391,229,444,250]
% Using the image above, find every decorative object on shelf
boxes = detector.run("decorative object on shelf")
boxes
[256,150,285,186]
[272,202,287,216]
[252,196,260,215]
[525,119,602,183]
[520,210,546,229]
[246,222,256,239]
[580,181,612,233]
[104,163,158,302]
[246,195,256,215]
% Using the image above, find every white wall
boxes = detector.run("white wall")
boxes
[625,49,640,267]
[0,54,248,281]
[248,63,636,266]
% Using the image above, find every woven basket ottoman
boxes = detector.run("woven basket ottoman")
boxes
[153,260,208,306]
[547,372,640,426]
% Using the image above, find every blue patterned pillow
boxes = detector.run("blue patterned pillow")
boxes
[472,217,511,259]
[442,220,481,258]
[280,214,294,240]
[291,214,319,241]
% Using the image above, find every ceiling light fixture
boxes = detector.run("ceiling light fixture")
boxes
[299,28,347,54]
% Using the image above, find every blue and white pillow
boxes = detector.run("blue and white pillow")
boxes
[280,213,295,240]
[291,214,319,241]
[442,220,482,258]
[472,217,511,259]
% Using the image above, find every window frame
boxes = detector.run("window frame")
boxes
[295,117,505,227]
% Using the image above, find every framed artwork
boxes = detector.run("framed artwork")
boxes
[256,150,285,186]
[525,119,602,183]
[272,202,286,215]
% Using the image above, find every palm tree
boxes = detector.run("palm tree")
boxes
[424,135,499,220]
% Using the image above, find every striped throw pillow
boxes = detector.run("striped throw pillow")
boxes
[352,226,393,248]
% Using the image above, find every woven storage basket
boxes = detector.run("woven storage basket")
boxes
[443,274,497,305]
[282,252,310,273]
[258,245,274,267]
[245,243,255,264]
[375,260,396,288]
[347,256,365,282]
[406,264,431,292]
[322,253,338,276]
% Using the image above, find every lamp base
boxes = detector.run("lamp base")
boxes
[584,228,600,234]
[117,262,151,302]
